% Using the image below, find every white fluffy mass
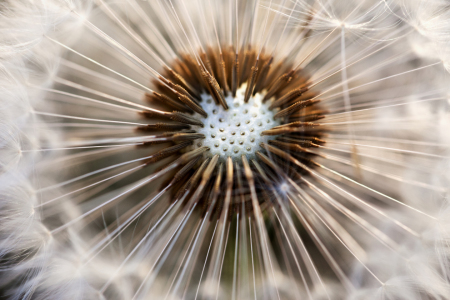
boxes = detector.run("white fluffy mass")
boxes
[0,0,449,299]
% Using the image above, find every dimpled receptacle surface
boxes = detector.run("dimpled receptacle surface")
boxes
[193,84,280,161]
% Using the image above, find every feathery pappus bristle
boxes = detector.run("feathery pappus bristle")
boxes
[0,0,450,299]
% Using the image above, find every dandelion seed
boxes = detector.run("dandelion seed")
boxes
[0,0,450,300]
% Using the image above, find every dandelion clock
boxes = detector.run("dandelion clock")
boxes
[0,0,450,299]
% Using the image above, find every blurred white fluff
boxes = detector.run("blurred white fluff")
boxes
[0,0,449,299]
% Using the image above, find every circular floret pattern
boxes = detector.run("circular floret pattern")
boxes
[194,84,280,161]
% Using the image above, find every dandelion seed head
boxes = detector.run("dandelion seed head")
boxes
[1,0,450,299]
